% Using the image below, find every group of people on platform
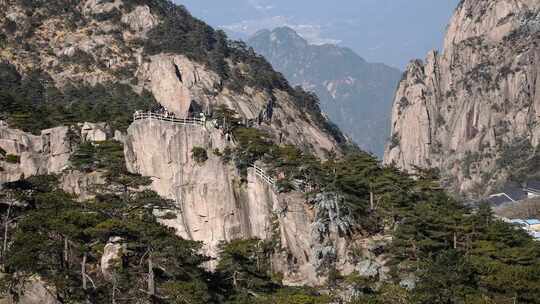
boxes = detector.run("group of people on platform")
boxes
[136,106,238,142]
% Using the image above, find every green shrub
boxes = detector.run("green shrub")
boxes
[191,147,208,164]
[389,133,400,149]
[70,140,151,189]
[0,33,6,49]
[5,154,20,164]
[221,147,233,164]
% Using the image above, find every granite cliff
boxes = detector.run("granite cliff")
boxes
[1,1,540,302]
[0,0,365,289]
[384,0,540,197]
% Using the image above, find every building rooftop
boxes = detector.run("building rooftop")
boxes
[524,181,540,193]
[525,219,540,226]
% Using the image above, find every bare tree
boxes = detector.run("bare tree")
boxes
[148,251,155,296]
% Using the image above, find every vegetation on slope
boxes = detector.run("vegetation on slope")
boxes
[0,1,539,303]
[1,0,345,144]
[0,137,539,303]
[214,108,540,303]
[0,140,333,303]
[0,63,158,134]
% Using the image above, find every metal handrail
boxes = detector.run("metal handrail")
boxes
[250,164,316,193]
[250,164,276,187]
[133,112,204,126]
[133,112,316,193]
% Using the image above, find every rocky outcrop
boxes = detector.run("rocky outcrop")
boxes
[384,0,540,197]
[0,122,117,185]
[137,54,220,118]
[81,0,122,16]
[136,54,340,157]
[80,122,111,142]
[125,120,245,249]
[1,275,61,304]
[121,5,158,36]
[124,119,385,285]
[101,237,126,281]
[60,170,105,200]
[0,126,72,183]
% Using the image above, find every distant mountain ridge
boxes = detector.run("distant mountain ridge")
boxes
[248,27,401,156]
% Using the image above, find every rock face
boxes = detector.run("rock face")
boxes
[121,5,158,35]
[136,54,341,157]
[0,122,119,185]
[80,122,112,142]
[384,0,540,197]
[81,0,122,16]
[101,237,126,281]
[124,120,321,283]
[0,126,73,183]
[0,0,364,288]
[60,170,105,200]
[248,27,402,157]
[0,275,61,304]
[137,54,220,118]
[124,119,374,285]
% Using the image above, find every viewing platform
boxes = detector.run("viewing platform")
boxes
[133,111,205,127]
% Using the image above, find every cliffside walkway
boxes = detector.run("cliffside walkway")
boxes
[250,164,314,193]
[132,112,307,192]
[133,112,205,126]
[250,164,276,188]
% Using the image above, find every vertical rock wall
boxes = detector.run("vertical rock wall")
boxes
[0,125,72,183]
[124,119,340,284]
[384,0,540,196]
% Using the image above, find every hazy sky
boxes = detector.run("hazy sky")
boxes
[175,0,460,69]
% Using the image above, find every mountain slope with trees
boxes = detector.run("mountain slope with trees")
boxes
[0,0,539,303]
[248,27,401,157]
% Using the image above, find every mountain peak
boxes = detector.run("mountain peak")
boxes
[272,26,303,38]
[247,26,401,157]
[384,0,540,197]
[251,26,308,48]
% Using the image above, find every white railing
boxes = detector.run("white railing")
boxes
[133,112,204,126]
[250,164,276,187]
[250,164,316,193]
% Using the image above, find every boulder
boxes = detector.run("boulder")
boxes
[80,122,111,142]
[357,259,381,278]
[81,0,122,16]
[399,274,417,291]
[0,125,72,184]
[2,275,61,304]
[101,237,126,281]
[121,5,158,35]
